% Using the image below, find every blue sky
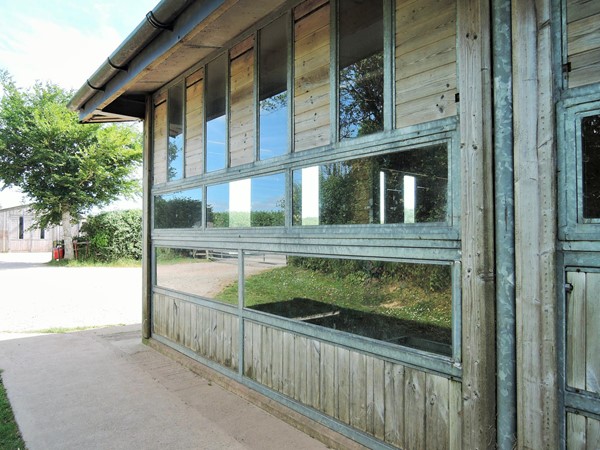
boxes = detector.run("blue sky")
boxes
[0,0,157,208]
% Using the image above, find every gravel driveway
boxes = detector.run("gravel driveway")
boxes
[0,252,141,332]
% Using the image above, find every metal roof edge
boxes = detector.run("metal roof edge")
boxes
[67,0,194,117]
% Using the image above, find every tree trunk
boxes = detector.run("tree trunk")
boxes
[61,208,74,260]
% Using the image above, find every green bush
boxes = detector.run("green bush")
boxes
[79,209,142,262]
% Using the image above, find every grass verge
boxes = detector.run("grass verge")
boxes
[0,371,26,450]
[47,258,141,268]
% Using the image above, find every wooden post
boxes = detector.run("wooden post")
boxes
[142,95,153,340]
[457,0,496,447]
[512,0,558,448]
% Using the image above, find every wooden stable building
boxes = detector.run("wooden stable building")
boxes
[0,204,68,253]
[69,0,600,448]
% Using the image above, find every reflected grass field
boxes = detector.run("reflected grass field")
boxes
[216,265,452,329]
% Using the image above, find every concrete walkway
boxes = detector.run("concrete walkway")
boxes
[0,254,326,449]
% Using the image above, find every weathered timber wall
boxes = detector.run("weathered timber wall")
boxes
[243,320,462,450]
[229,37,256,167]
[185,69,204,177]
[566,0,600,88]
[395,0,457,128]
[152,294,239,372]
[513,0,559,448]
[153,99,168,185]
[294,0,331,151]
[566,271,600,397]
[566,413,600,449]
[457,0,496,447]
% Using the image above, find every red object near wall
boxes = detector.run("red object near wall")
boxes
[53,247,64,260]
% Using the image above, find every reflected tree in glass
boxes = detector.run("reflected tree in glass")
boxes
[154,188,203,228]
[338,0,384,140]
[293,145,448,226]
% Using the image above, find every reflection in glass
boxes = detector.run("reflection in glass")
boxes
[168,82,184,181]
[293,145,448,225]
[154,188,202,229]
[207,173,285,228]
[582,114,600,218]
[216,253,452,355]
[207,183,230,227]
[259,16,288,159]
[156,247,238,303]
[206,54,228,172]
[338,0,384,139]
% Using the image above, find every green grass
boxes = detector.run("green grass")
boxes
[47,258,141,268]
[216,265,452,328]
[0,371,27,450]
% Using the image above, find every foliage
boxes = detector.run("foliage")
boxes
[0,371,26,450]
[339,53,384,139]
[79,210,142,262]
[0,71,142,258]
[154,197,202,228]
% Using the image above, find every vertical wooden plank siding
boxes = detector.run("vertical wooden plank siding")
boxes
[567,271,586,390]
[426,373,450,450]
[567,413,600,450]
[449,380,463,450]
[384,362,404,447]
[372,358,386,441]
[229,48,255,167]
[567,413,586,450]
[320,342,336,417]
[185,71,204,177]
[238,325,458,448]
[588,416,600,449]
[294,1,330,151]
[457,0,496,448]
[153,101,167,185]
[513,0,558,448]
[152,294,239,371]
[585,273,600,395]
[566,0,600,88]
[349,352,367,432]
[404,368,426,450]
[395,0,457,128]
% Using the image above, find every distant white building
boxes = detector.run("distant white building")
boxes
[0,204,79,253]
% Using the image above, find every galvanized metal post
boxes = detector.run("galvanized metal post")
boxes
[492,0,517,448]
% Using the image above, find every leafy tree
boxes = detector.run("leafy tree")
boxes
[0,71,142,259]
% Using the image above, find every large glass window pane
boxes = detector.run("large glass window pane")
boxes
[206,54,228,172]
[207,174,285,228]
[293,144,448,225]
[338,0,384,140]
[582,114,600,219]
[156,247,238,303]
[259,16,288,159]
[251,173,285,226]
[167,82,184,181]
[217,253,452,355]
[154,188,202,229]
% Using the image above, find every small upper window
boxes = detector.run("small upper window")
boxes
[338,0,384,140]
[582,114,600,219]
[18,216,24,239]
[259,16,289,160]
[167,82,184,181]
[205,54,228,172]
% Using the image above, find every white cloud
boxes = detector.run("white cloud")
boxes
[0,15,122,90]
